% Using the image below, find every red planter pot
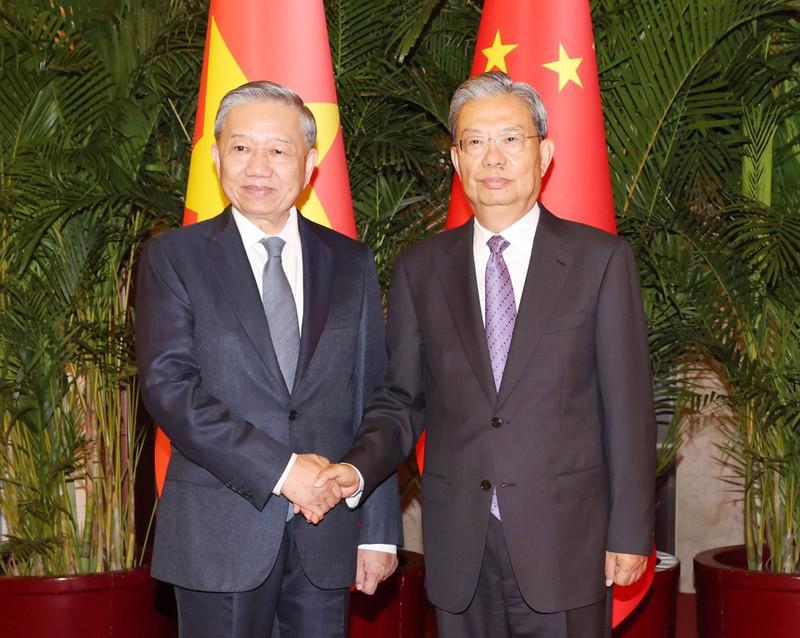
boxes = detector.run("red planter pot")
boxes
[694,545,800,638]
[614,552,680,638]
[0,566,176,638]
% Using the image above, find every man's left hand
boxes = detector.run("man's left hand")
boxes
[354,549,398,595]
[605,551,648,587]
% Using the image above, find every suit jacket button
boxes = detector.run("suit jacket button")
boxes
[480,480,492,491]
[288,410,300,421]
[490,417,503,428]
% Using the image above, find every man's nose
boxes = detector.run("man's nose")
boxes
[482,137,506,166]
[245,149,275,176]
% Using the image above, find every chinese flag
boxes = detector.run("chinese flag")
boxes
[422,0,617,471]
[421,0,655,626]
[445,0,616,233]
[154,0,355,496]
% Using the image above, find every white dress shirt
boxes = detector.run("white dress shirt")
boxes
[232,206,304,331]
[232,207,394,553]
[472,203,540,320]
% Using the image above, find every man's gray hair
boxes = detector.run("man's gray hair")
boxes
[214,80,317,149]
[448,71,548,143]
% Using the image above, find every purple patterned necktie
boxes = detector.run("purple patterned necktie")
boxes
[485,235,516,519]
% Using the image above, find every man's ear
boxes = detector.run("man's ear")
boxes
[450,145,462,178]
[303,148,318,188]
[212,144,221,177]
[539,138,555,176]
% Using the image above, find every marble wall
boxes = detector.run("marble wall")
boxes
[675,410,744,592]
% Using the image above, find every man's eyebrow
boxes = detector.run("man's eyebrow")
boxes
[227,133,292,143]
[459,126,526,134]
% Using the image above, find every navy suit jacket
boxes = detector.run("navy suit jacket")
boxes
[135,209,401,592]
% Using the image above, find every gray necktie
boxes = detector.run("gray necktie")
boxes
[260,237,300,392]
[485,235,516,519]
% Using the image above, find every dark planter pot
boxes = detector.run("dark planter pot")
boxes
[694,545,800,638]
[349,550,430,638]
[0,565,176,638]
[613,552,680,638]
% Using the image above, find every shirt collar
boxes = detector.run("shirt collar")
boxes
[231,206,301,252]
[473,202,540,251]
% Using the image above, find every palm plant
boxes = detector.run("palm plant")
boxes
[0,0,205,576]
[595,0,800,572]
[327,0,480,291]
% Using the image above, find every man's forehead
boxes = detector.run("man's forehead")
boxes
[219,102,303,138]
[457,95,533,128]
[226,131,292,142]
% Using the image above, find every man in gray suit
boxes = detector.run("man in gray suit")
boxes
[318,71,655,637]
[135,81,401,638]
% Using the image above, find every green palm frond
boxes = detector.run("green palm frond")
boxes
[0,0,204,576]
[598,0,794,216]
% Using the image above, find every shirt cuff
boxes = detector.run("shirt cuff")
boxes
[358,544,397,554]
[273,453,298,495]
[342,463,365,508]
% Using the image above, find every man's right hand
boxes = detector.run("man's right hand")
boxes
[281,454,342,524]
[314,463,361,498]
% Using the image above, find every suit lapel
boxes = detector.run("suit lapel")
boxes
[294,215,333,392]
[438,222,497,405]
[204,208,287,392]
[496,207,572,408]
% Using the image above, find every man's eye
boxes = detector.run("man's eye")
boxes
[467,138,484,146]
[504,135,520,143]
[270,147,285,155]
[233,145,247,152]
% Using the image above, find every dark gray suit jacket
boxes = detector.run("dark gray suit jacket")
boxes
[135,209,401,592]
[344,206,655,613]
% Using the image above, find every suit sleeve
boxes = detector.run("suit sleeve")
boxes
[344,253,426,497]
[595,240,656,555]
[351,253,403,546]
[135,237,292,510]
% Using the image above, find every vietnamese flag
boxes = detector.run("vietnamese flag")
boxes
[420,0,655,627]
[154,0,355,496]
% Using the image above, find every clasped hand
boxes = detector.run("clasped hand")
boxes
[281,457,363,524]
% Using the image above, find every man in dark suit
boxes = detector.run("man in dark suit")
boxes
[318,71,655,637]
[135,81,401,638]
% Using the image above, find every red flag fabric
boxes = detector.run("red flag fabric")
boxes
[445,0,616,233]
[421,0,655,626]
[154,0,355,496]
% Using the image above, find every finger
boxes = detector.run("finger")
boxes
[293,503,301,514]
[315,484,340,510]
[313,466,338,488]
[361,569,380,595]
[323,492,340,510]
[355,560,367,592]
[614,563,636,586]
[604,552,616,587]
[302,502,326,521]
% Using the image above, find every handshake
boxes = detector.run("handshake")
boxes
[280,454,362,524]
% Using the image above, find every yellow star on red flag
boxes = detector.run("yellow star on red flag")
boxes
[482,30,518,73]
[542,43,583,91]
